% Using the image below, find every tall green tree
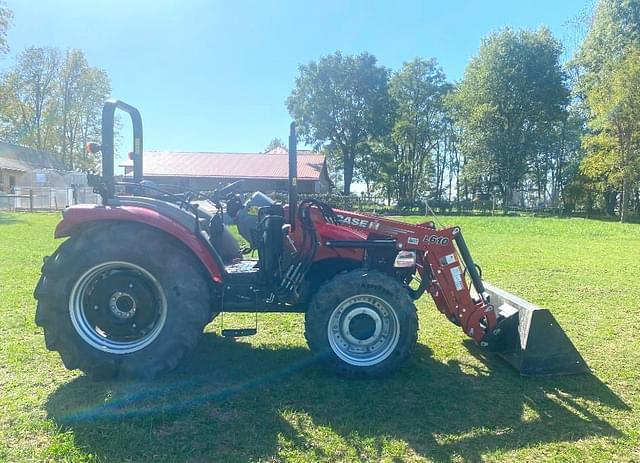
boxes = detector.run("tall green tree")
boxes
[573,0,640,220]
[386,58,449,202]
[286,52,391,194]
[547,111,585,209]
[357,136,397,201]
[0,47,111,169]
[451,28,569,206]
[435,111,461,203]
[71,68,110,170]
[581,48,640,222]
[0,1,11,56]
[572,0,640,97]
[59,49,110,169]
[0,47,62,151]
[354,140,383,194]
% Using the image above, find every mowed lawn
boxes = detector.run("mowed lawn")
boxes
[0,212,638,463]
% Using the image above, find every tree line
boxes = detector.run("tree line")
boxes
[287,0,640,222]
[0,3,110,171]
[2,1,639,221]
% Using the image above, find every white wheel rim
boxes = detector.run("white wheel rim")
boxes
[69,261,167,354]
[327,294,400,367]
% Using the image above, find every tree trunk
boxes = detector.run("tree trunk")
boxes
[604,191,617,216]
[621,173,631,223]
[502,183,510,209]
[343,150,354,195]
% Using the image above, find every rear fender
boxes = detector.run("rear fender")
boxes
[55,204,223,283]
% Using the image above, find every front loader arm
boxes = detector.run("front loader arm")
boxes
[417,226,498,343]
[330,210,498,344]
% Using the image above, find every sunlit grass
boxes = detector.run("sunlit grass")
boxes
[0,211,638,462]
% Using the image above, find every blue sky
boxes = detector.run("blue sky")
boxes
[5,0,590,160]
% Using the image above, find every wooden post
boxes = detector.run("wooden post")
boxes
[29,189,33,212]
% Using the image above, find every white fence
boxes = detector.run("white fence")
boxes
[0,187,101,211]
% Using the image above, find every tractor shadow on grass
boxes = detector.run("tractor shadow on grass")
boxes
[0,213,24,225]
[46,333,629,462]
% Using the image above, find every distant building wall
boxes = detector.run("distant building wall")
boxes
[0,169,21,192]
[15,169,69,188]
[143,176,328,194]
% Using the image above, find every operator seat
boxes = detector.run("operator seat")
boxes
[257,213,284,284]
[208,213,243,264]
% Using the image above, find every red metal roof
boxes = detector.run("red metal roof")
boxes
[127,151,326,180]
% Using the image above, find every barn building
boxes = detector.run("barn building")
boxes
[121,148,331,194]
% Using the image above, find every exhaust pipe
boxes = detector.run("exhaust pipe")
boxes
[483,282,589,375]
[288,122,297,231]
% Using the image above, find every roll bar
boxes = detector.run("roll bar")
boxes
[99,99,143,200]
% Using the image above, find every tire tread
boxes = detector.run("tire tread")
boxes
[304,269,418,378]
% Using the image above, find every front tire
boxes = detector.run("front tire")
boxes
[305,269,418,377]
[35,222,213,379]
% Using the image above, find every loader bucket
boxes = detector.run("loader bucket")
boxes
[482,282,589,376]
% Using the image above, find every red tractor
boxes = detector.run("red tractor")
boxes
[35,100,587,379]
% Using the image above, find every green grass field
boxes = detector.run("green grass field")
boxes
[0,212,638,462]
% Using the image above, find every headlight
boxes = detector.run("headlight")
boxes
[394,250,416,268]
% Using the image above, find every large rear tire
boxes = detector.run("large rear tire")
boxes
[305,269,418,378]
[35,222,213,379]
